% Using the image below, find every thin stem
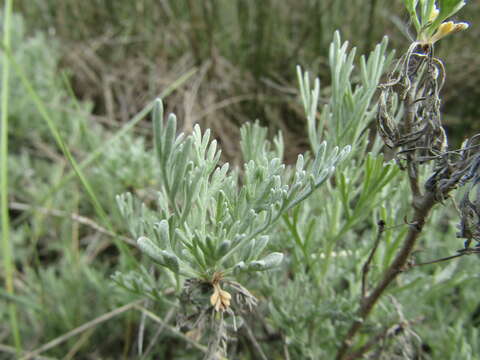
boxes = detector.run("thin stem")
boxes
[141,308,176,359]
[241,317,268,360]
[9,201,136,246]
[283,341,291,360]
[361,220,385,300]
[135,305,208,353]
[282,214,312,269]
[413,247,480,267]
[0,345,53,360]
[1,0,22,353]
[21,300,143,360]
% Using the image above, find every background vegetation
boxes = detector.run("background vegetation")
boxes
[1,0,480,359]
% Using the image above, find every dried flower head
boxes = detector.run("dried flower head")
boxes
[210,273,232,312]
[210,284,232,312]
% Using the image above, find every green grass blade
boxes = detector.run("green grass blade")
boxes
[1,0,22,353]
[4,46,131,256]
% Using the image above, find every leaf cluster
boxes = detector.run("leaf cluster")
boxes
[117,101,350,281]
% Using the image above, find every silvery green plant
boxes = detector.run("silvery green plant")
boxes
[301,31,393,151]
[292,32,398,272]
[112,7,476,355]
[114,84,350,356]
[112,30,396,359]
[116,102,349,280]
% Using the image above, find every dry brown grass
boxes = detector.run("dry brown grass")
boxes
[15,0,480,157]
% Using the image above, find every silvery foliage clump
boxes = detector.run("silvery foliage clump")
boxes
[111,32,397,358]
[115,97,350,288]
[110,30,405,360]
[266,33,401,358]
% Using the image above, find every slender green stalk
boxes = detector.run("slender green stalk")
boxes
[3,46,152,260]
[7,49,124,250]
[1,0,22,352]
[5,54,196,262]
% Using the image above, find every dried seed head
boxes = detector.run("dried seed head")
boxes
[210,283,232,312]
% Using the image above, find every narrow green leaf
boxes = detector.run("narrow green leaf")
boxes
[153,99,164,161]
[138,236,165,265]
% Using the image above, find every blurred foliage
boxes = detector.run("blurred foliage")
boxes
[13,0,480,153]
[1,1,480,359]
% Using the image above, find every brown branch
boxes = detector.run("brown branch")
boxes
[336,191,436,360]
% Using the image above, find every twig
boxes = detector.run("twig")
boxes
[134,305,207,353]
[137,298,149,356]
[361,220,386,300]
[0,344,53,360]
[206,311,227,360]
[21,300,143,360]
[413,247,480,267]
[63,328,95,360]
[9,201,136,247]
[141,308,176,359]
[241,316,268,360]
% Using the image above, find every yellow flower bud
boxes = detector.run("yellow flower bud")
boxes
[429,21,469,44]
